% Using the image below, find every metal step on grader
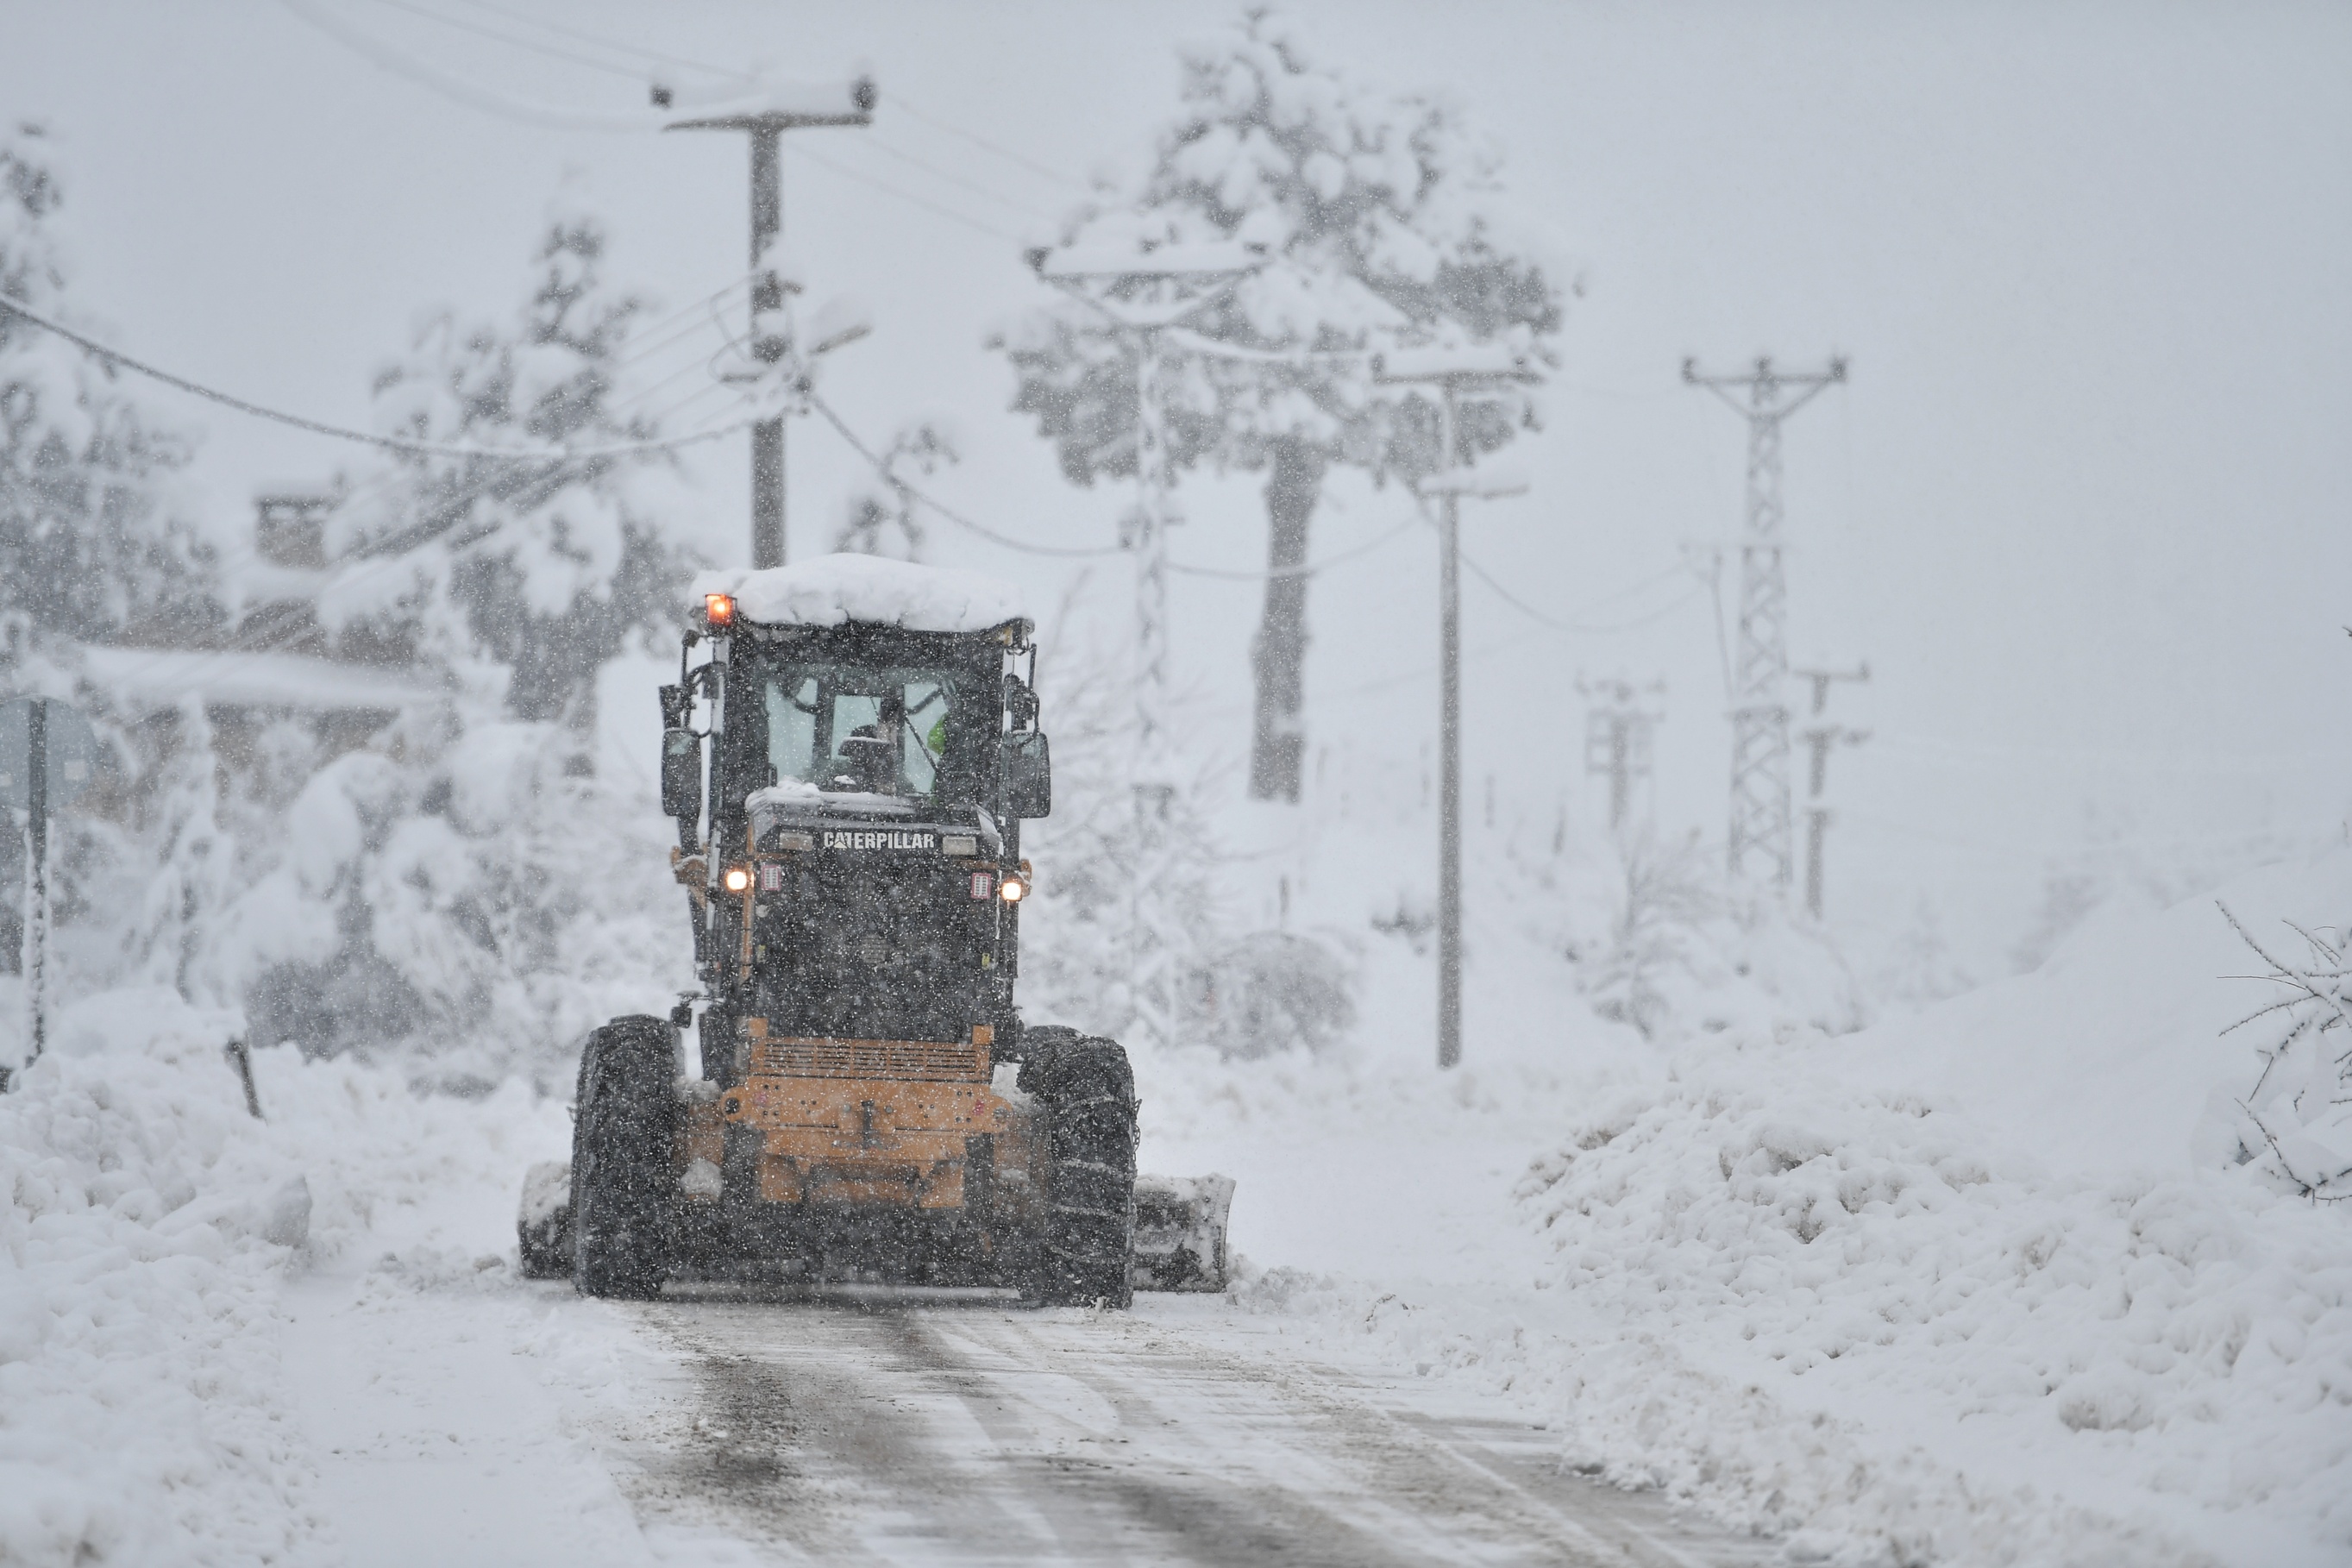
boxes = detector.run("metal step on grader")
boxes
[517,556,1232,1305]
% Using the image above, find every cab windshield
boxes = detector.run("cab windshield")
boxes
[759,664,968,800]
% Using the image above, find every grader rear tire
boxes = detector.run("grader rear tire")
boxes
[1019,1030,1138,1308]
[570,1015,678,1300]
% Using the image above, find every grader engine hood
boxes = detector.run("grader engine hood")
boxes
[736,794,1011,1049]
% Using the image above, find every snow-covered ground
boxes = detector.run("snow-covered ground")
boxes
[1138,848,2352,1566]
[4,848,2349,1565]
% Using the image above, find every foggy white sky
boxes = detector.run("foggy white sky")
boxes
[9,0,2349,963]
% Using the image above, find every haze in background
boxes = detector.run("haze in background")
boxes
[6,0,2347,971]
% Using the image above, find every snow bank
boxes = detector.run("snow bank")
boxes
[1511,1051,2351,1565]
[1498,849,2352,1565]
[0,992,323,1567]
[0,986,570,1567]
[696,553,1027,633]
[1159,847,2352,1565]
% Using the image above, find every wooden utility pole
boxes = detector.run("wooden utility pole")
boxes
[665,78,875,568]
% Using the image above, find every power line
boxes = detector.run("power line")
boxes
[891,95,1090,192]
[807,393,1120,559]
[354,0,647,81]
[422,1,1088,202]
[452,0,756,83]
[612,274,754,372]
[291,2,1036,252]
[1166,515,1417,581]
[0,292,753,461]
[1443,531,1702,634]
[1461,555,1706,635]
[792,143,1025,242]
[279,0,653,132]
[856,134,1063,223]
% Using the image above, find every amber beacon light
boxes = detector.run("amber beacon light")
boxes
[705,593,737,628]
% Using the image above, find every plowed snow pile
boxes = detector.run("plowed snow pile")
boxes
[1513,1050,2350,1565]
[1165,850,2352,1566]
[0,988,568,1568]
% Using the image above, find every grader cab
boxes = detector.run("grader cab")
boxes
[517,556,1232,1305]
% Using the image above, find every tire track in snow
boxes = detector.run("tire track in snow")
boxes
[611,1292,1770,1566]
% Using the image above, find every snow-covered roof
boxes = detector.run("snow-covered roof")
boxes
[80,647,434,712]
[695,555,1028,635]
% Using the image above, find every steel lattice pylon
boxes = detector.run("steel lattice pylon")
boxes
[1684,355,1847,889]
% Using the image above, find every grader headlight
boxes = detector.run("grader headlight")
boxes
[721,864,752,894]
[997,873,1028,903]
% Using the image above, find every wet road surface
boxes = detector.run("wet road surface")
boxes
[606,1290,1776,1567]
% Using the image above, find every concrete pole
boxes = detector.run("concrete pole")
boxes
[1130,326,1176,1056]
[1608,714,1632,832]
[748,126,787,569]
[23,698,47,1073]
[667,81,875,566]
[1437,387,1463,1072]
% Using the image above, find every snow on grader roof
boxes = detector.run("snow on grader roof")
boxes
[693,554,1029,634]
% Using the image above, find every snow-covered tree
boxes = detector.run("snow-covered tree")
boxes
[135,698,236,1000]
[1588,827,1717,1040]
[0,123,216,649]
[332,198,687,752]
[997,10,1568,801]
[831,420,955,561]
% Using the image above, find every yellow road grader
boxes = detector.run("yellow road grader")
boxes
[518,557,1232,1305]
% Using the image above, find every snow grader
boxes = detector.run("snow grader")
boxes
[517,556,1232,1306]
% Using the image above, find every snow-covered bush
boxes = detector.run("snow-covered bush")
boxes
[2215,902,2352,1201]
[217,705,682,1089]
[1186,930,1357,1058]
[1584,826,1716,1039]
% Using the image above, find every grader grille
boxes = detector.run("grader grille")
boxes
[751,1033,989,1082]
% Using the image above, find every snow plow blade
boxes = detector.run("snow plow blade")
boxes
[1129,1173,1235,1293]
[517,1159,573,1279]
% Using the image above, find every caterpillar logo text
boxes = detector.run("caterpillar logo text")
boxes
[823,830,939,851]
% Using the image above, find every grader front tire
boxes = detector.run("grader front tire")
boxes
[1020,1031,1138,1308]
[570,1015,678,1301]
